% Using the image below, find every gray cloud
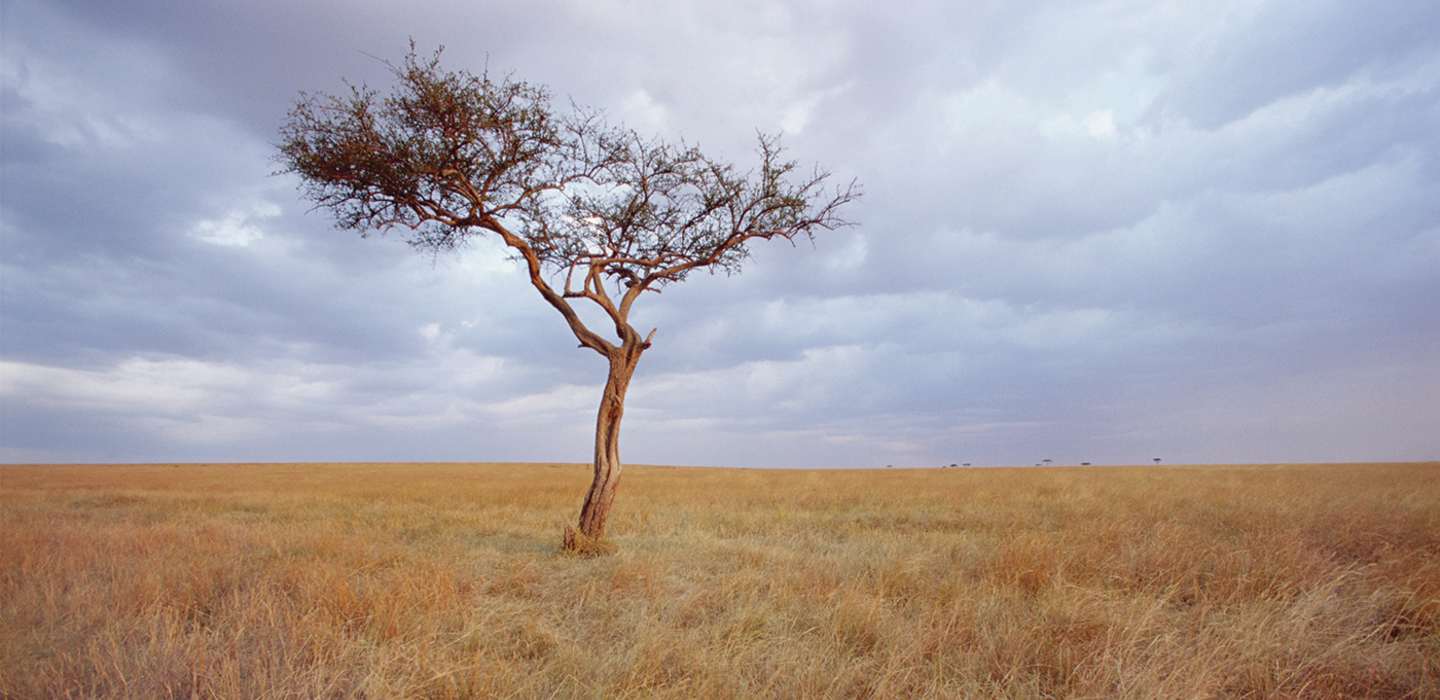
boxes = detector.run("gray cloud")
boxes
[3,0,1437,467]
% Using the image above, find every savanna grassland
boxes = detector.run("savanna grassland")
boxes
[2,461,1437,699]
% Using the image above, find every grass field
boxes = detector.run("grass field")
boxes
[2,461,1437,699]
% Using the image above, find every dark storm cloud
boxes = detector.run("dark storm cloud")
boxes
[1154,0,1440,128]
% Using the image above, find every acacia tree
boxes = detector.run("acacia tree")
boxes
[277,47,858,551]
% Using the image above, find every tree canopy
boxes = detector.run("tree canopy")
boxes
[279,48,856,352]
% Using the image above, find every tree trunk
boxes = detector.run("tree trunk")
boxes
[565,341,643,551]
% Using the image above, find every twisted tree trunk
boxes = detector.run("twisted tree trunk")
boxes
[564,337,645,552]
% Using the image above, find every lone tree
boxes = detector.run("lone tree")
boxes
[277,47,858,552]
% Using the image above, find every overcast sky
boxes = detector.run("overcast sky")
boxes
[2,0,1437,468]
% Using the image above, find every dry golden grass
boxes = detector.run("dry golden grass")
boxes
[2,461,1437,699]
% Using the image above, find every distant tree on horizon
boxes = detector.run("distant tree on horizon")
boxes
[277,45,859,553]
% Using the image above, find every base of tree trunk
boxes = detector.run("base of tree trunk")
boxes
[561,525,613,556]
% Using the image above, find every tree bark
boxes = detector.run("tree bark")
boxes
[567,338,644,549]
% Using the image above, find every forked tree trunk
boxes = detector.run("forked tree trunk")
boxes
[564,340,643,551]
